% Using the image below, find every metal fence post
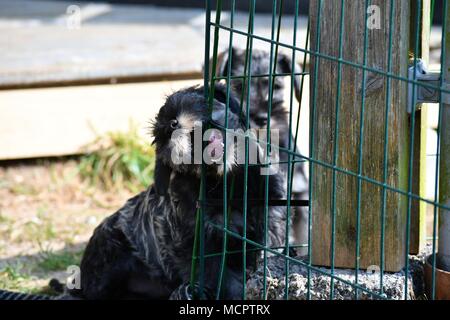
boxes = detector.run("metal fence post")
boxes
[438,2,450,272]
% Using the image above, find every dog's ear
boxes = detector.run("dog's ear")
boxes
[212,83,241,115]
[210,84,244,129]
[214,47,237,78]
[277,53,302,103]
[154,158,172,196]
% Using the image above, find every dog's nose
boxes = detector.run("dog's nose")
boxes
[170,119,179,130]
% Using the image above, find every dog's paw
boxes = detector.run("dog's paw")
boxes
[169,282,213,300]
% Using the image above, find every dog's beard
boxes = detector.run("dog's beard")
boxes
[169,128,192,166]
[205,129,236,176]
[167,128,236,177]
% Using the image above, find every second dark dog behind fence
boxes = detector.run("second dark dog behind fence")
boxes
[212,47,309,255]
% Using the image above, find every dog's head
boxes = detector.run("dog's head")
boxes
[213,47,301,127]
[151,84,243,195]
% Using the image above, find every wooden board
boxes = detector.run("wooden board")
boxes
[409,0,431,254]
[0,80,201,160]
[309,0,410,272]
[0,77,310,161]
[0,1,206,88]
[0,0,308,89]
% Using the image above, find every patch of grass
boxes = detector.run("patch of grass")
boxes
[0,213,12,253]
[9,184,38,196]
[0,212,10,224]
[0,179,8,189]
[18,209,57,243]
[0,263,35,293]
[37,249,83,272]
[0,248,85,294]
[78,123,155,192]
[0,262,62,295]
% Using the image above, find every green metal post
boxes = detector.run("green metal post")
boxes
[438,0,450,272]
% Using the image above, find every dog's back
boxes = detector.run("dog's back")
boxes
[71,191,176,299]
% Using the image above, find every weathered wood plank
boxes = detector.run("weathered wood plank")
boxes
[0,77,310,161]
[309,0,410,272]
[0,80,201,160]
[0,2,206,89]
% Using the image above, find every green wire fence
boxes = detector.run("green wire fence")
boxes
[192,0,450,300]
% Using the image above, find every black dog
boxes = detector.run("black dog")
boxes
[213,48,309,255]
[67,84,286,299]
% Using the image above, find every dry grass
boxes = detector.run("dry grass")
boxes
[0,148,157,294]
[78,123,155,193]
[0,125,155,294]
[0,158,137,293]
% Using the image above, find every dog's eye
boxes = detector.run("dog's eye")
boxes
[170,119,179,129]
[233,81,243,91]
[254,116,268,127]
[274,83,282,90]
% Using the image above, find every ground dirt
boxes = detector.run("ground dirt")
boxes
[0,158,134,294]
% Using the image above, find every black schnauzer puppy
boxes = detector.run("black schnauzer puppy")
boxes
[68,84,286,300]
[213,48,309,255]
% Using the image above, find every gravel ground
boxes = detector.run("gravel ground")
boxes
[246,246,433,300]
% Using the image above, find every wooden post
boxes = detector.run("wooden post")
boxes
[438,4,450,271]
[409,0,431,255]
[309,0,410,271]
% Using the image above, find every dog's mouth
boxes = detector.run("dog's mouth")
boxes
[167,124,226,163]
[166,125,236,178]
[206,129,225,163]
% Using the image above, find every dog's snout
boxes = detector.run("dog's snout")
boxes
[170,119,179,130]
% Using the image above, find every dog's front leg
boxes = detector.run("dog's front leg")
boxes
[168,249,243,300]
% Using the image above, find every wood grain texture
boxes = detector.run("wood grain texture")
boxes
[309,0,410,272]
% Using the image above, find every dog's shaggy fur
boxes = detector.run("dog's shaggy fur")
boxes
[68,85,286,299]
[213,48,309,255]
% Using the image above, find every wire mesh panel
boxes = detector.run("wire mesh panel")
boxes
[192,0,450,300]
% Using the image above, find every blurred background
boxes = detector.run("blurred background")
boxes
[0,0,444,295]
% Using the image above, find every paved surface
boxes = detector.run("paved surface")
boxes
[0,0,308,88]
